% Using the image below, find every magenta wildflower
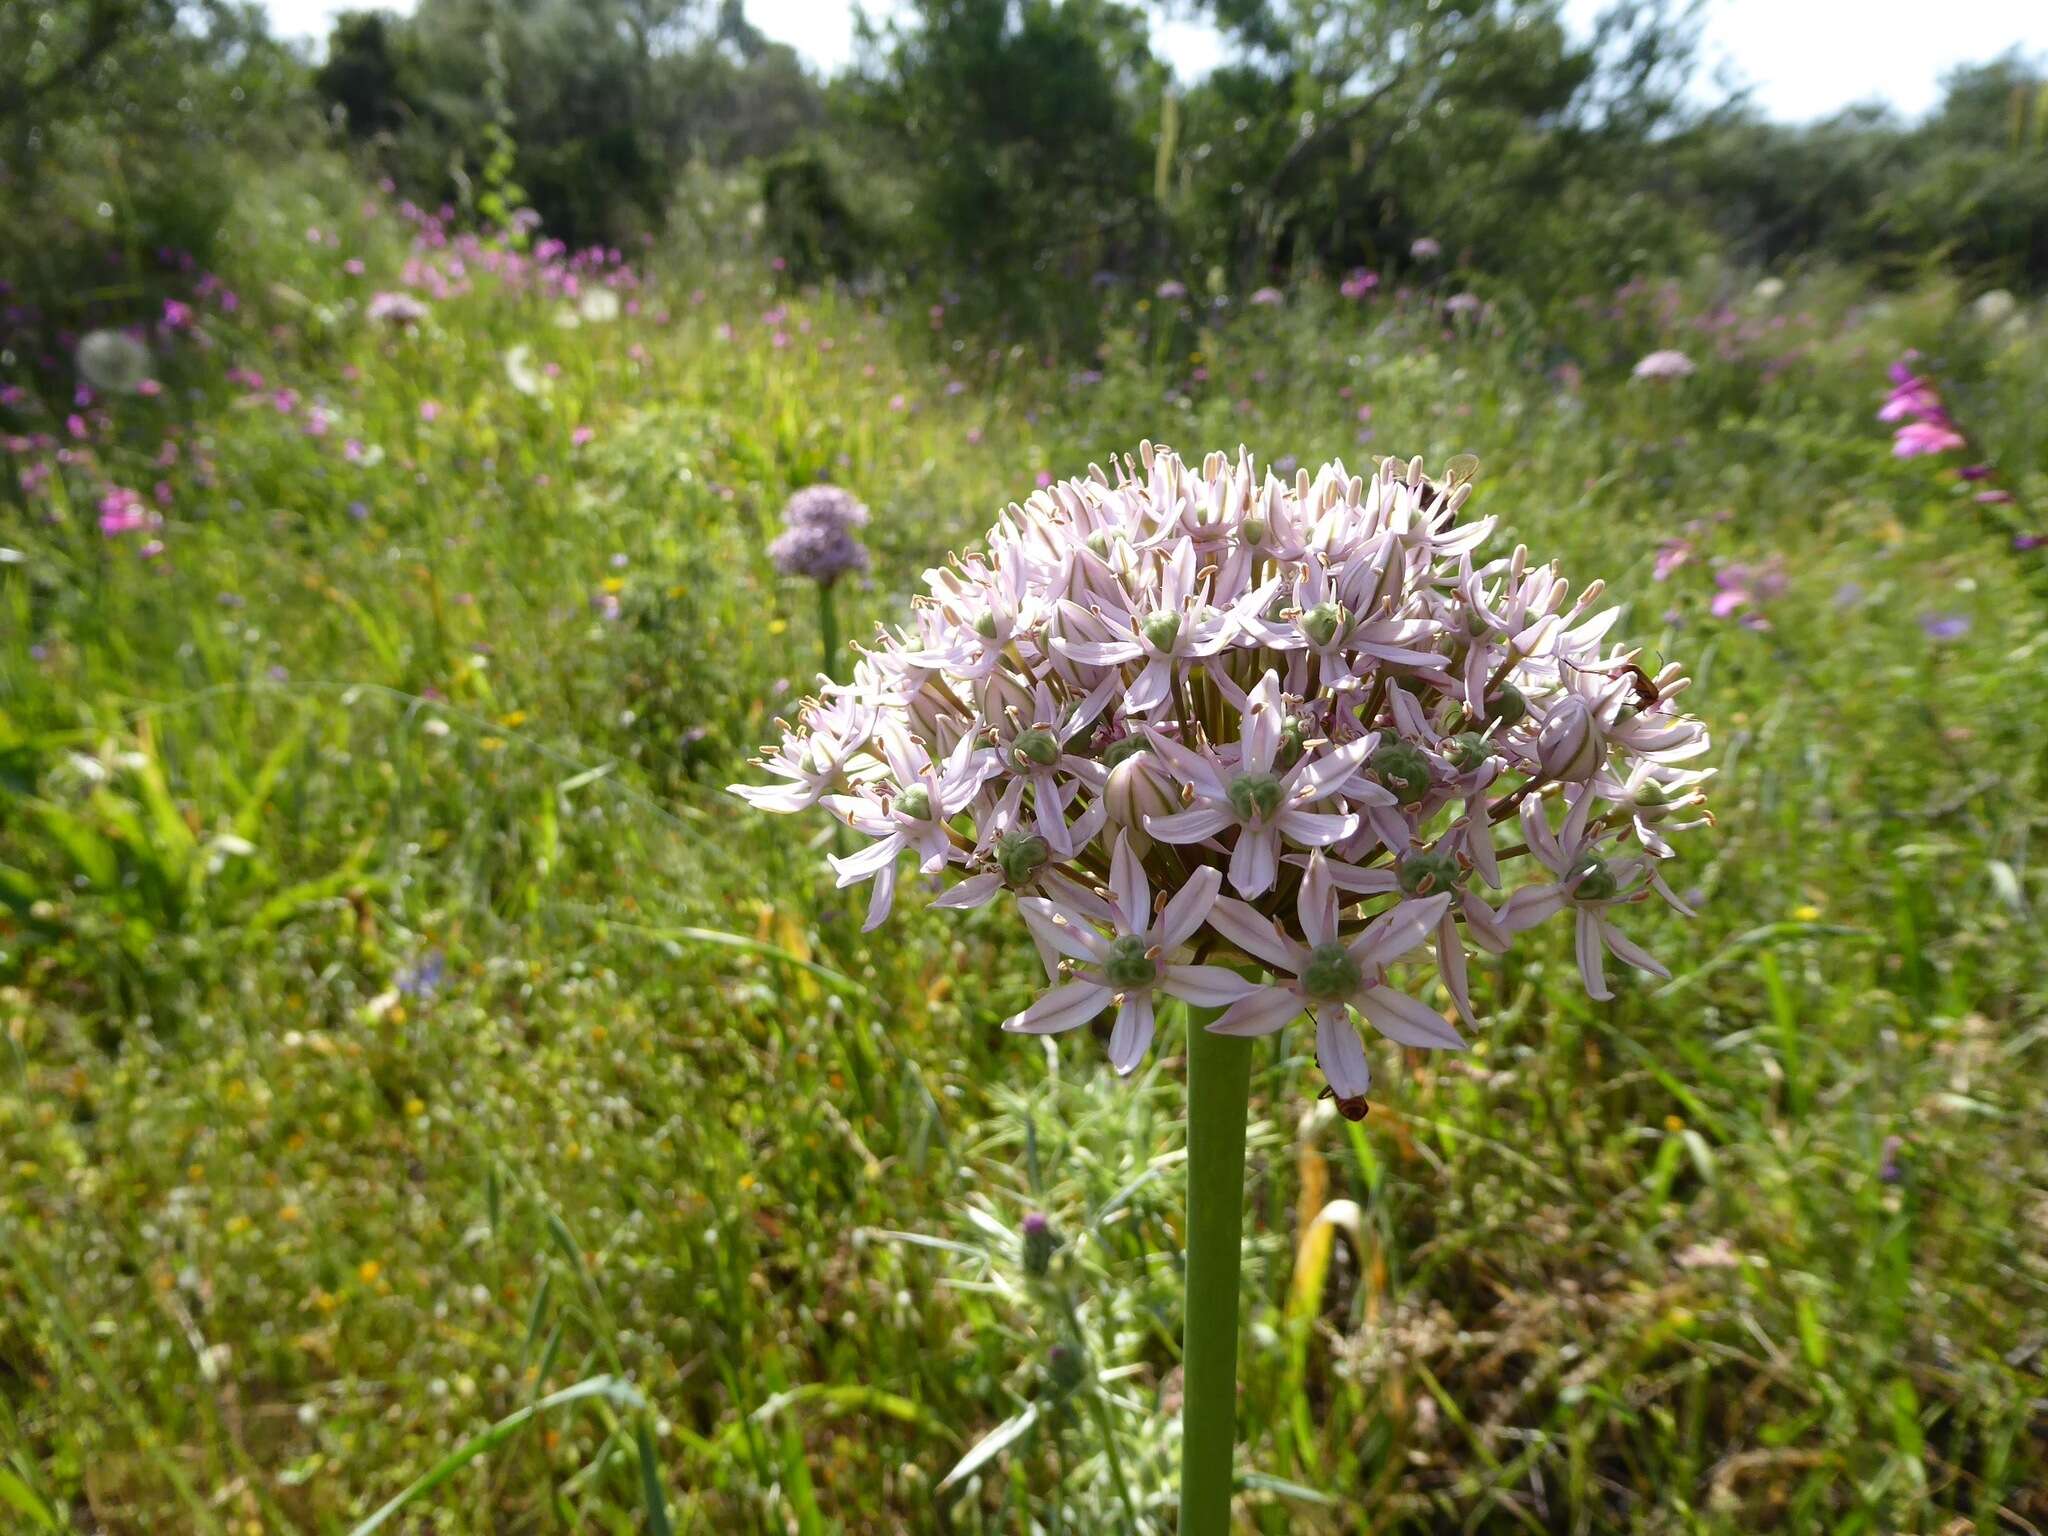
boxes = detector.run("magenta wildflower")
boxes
[1709,559,1786,628]
[97,487,155,537]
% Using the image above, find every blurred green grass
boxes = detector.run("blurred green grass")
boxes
[2,167,2046,1534]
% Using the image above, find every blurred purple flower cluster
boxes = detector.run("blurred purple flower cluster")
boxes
[770,485,872,586]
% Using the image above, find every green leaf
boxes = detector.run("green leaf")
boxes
[0,1466,59,1532]
[938,1402,1040,1492]
[346,1376,643,1536]
[635,1418,674,1536]
[30,802,118,889]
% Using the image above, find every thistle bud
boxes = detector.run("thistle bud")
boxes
[1021,1211,1056,1277]
[1046,1342,1086,1397]
[1536,697,1601,782]
[1105,747,1176,853]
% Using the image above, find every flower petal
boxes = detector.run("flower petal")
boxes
[1156,865,1222,950]
[1108,994,1156,1074]
[1162,964,1262,1008]
[1359,987,1467,1050]
[1315,1006,1372,1099]
[1109,832,1149,925]
[1206,895,1300,971]
[1229,825,1280,897]
[1575,909,1611,1001]
[1004,979,1112,1034]
[1597,915,1671,980]
[1209,985,1308,1036]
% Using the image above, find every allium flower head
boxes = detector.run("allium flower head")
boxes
[1410,237,1442,260]
[1632,350,1696,381]
[75,330,152,394]
[366,291,430,326]
[735,445,1713,1107]
[771,484,871,586]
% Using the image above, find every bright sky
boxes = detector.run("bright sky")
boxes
[265,0,2046,124]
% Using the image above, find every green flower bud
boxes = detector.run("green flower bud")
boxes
[1277,715,1308,770]
[1570,854,1618,902]
[1241,515,1268,546]
[1485,682,1529,730]
[1447,731,1492,772]
[1301,941,1363,1001]
[995,831,1051,887]
[1301,601,1346,650]
[1085,530,1114,559]
[1141,609,1182,653]
[1101,734,1149,770]
[1010,727,1060,769]
[1372,741,1433,805]
[1103,934,1158,989]
[1398,850,1463,896]
[895,785,932,821]
[1226,771,1285,824]
[974,610,1001,640]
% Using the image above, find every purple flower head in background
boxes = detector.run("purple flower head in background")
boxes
[367,291,430,326]
[1918,613,1969,642]
[1410,237,1442,260]
[771,484,872,586]
[1652,538,1695,583]
[1632,350,1696,381]
[1711,558,1786,629]
[1156,279,1188,301]
[1248,287,1285,308]
[1340,269,1379,300]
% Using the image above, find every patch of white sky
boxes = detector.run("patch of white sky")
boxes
[265,0,2046,125]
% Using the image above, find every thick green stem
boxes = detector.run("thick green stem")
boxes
[817,581,841,682]
[1180,1007,1253,1536]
